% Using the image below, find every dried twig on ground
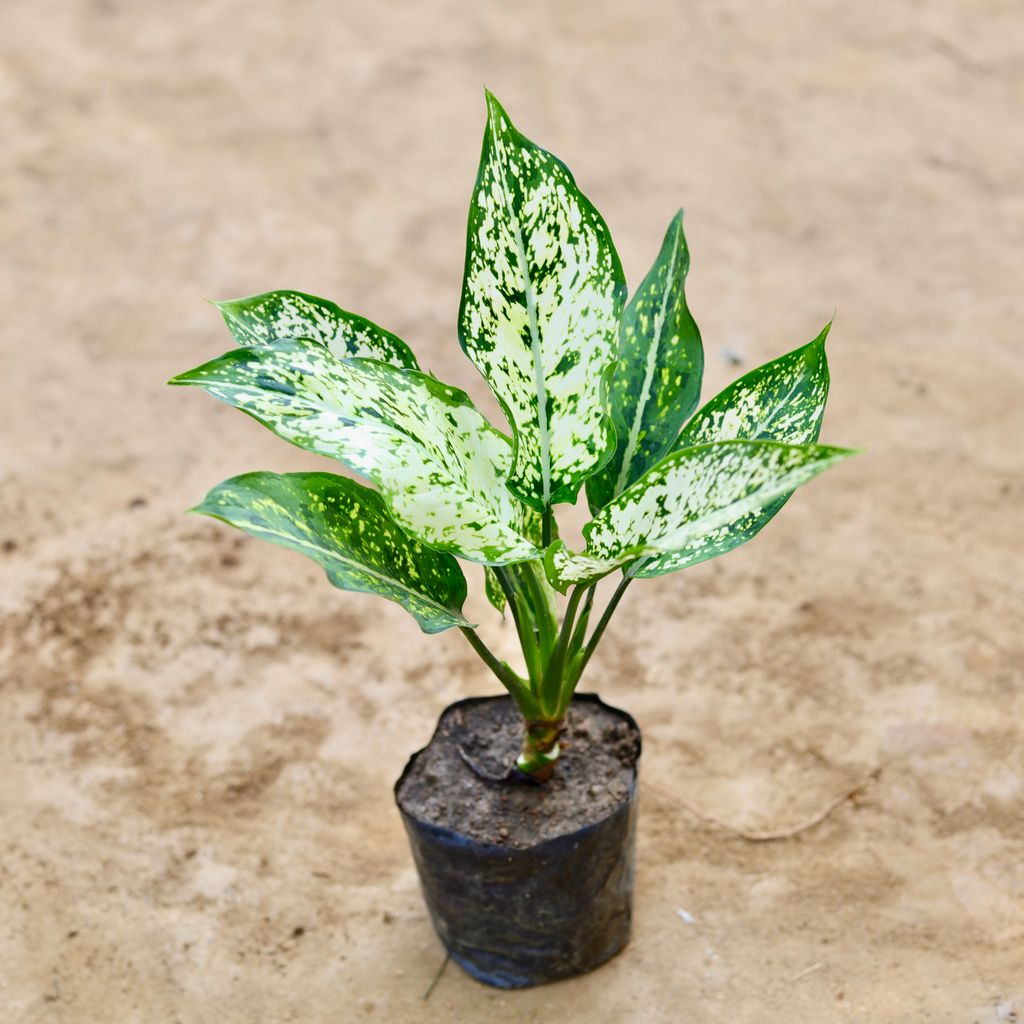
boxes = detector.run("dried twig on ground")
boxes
[423,953,450,1000]
[646,767,881,842]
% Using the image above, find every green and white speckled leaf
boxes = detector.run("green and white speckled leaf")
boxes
[170,339,538,565]
[484,566,507,614]
[194,472,470,633]
[632,324,831,578]
[215,290,418,370]
[518,501,556,548]
[546,440,854,592]
[458,91,627,510]
[674,323,830,450]
[586,211,703,511]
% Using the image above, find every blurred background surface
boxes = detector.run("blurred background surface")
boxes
[1,1,1022,1020]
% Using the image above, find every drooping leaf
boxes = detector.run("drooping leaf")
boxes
[632,324,831,578]
[484,566,507,615]
[458,91,627,510]
[586,211,703,510]
[546,439,855,592]
[169,340,538,565]
[214,290,419,370]
[194,472,470,633]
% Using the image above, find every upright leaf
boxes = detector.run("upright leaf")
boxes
[546,439,855,592]
[215,290,419,370]
[170,340,538,565]
[674,323,830,449]
[484,566,507,615]
[633,324,831,578]
[586,211,703,510]
[194,472,470,633]
[458,91,627,510]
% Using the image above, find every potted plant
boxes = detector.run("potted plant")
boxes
[169,91,855,989]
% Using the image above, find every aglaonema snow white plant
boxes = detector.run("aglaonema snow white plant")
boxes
[171,92,855,781]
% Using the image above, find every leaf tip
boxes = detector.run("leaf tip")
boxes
[483,88,511,127]
[804,319,833,358]
[209,297,244,321]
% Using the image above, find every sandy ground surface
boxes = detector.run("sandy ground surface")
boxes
[2,1,1022,1020]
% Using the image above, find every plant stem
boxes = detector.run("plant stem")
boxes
[493,567,541,686]
[541,507,552,547]
[574,575,632,679]
[554,583,597,710]
[458,627,513,691]
[539,584,585,717]
[516,561,557,657]
[460,626,542,721]
[516,716,563,780]
[569,584,596,654]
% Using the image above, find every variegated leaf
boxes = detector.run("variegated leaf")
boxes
[169,340,538,565]
[215,290,419,370]
[586,210,703,510]
[674,323,830,449]
[518,501,557,548]
[633,324,831,578]
[458,91,627,510]
[484,566,507,614]
[194,472,470,633]
[546,439,854,592]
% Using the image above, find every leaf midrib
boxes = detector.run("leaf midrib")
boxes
[239,518,464,621]
[618,446,842,556]
[748,370,807,441]
[613,219,682,497]
[224,364,514,533]
[684,351,815,448]
[491,114,552,507]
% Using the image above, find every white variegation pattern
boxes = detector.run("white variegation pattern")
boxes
[458,91,626,509]
[170,340,538,565]
[633,324,831,577]
[195,472,470,633]
[546,440,854,591]
[587,210,703,510]
[215,290,419,370]
[672,323,830,449]
[483,566,507,614]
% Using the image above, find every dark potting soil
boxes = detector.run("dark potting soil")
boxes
[396,696,640,849]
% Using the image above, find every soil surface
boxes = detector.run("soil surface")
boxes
[396,696,640,847]
[2,2,1023,1022]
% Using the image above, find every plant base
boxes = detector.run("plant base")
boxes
[394,694,641,989]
